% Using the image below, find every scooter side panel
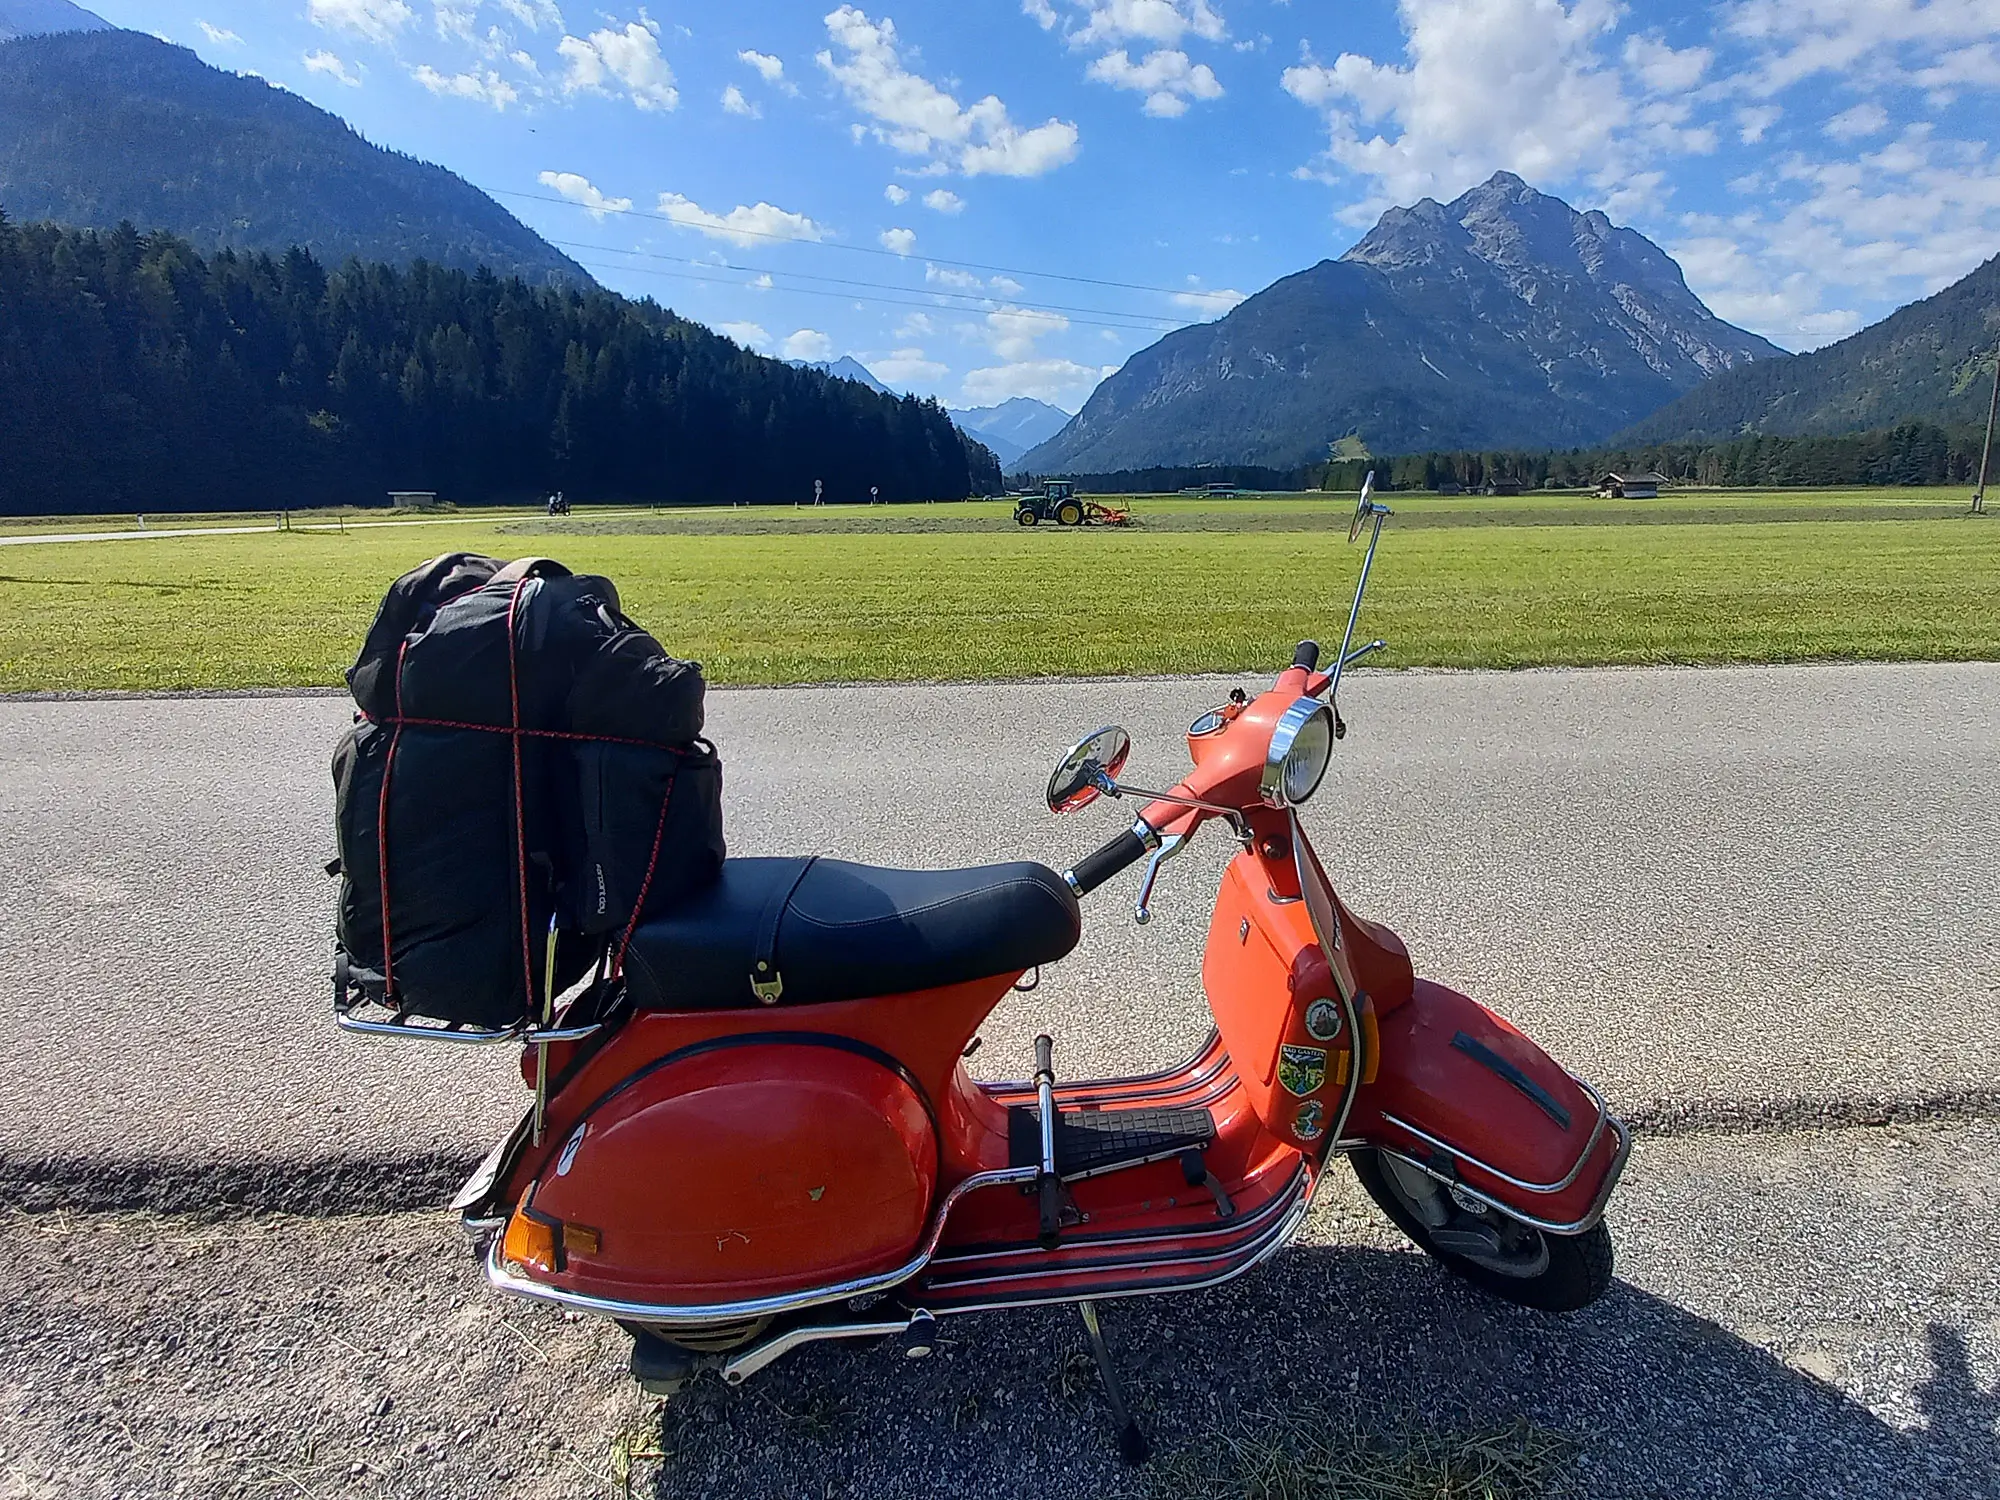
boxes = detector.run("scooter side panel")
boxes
[525,1041,937,1301]
[1201,852,1362,1150]
[1351,979,1620,1230]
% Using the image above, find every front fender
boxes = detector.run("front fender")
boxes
[1349,980,1626,1234]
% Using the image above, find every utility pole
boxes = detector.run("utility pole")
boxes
[1974,334,1998,515]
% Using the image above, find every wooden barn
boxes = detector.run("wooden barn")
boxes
[1599,471,1666,499]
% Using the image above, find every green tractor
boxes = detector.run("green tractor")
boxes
[1014,480,1085,527]
[1014,480,1130,527]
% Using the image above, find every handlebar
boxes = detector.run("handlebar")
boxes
[1291,639,1321,671]
[1065,824,1152,896]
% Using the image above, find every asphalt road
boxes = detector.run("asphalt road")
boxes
[1,662,1994,1190]
[2,662,1995,1498]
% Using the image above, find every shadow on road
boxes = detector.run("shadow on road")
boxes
[639,1245,1994,1500]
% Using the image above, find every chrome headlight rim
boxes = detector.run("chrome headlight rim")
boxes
[1259,697,1335,809]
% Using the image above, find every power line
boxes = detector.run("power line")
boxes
[561,253,1175,335]
[550,238,1184,330]
[487,185,1220,302]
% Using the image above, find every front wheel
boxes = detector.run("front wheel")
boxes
[1015,507,1038,526]
[1349,1148,1612,1312]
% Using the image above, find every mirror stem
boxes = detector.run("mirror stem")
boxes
[1328,509,1390,707]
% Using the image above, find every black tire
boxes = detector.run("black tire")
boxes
[1056,500,1083,526]
[1350,1148,1612,1312]
[1016,508,1038,526]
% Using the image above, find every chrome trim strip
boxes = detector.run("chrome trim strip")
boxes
[985,1028,1227,1103]
[925,1179,1315,1315]
[926,1163,1303,1272]
[1378,1076,1613,1196]
[484,1164,1037,1325]
[1375,1114,1630,1236]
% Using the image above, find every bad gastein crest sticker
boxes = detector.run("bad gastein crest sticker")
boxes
[1278,1044,1327,1097]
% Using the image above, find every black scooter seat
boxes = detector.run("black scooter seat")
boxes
[623,857,1081,1010]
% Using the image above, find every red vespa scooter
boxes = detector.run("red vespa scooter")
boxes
[440,475,1628,1459]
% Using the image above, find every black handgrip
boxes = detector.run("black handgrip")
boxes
[1066,827,1150,896]
[1034,1033,1054,1079]
[1292,639,1321,671]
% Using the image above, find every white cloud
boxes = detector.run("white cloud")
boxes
[872,347,950,385]
[1725,0,2000,97]
[559,18,678,111]
[1823,102,1889,140]
[434,3,477,45]
[1086,46,1222,116]
[1622,33,1710,94]
[736,47,800,95]
[923,188,965,213]
[962,358,1104,407]
[498,0,563,31]
[1736,104,1781,143]
[716,321,772,350]
[1670,124,2000,349]
[308,0,412,46]
[1172,286,1246,315]
[896,311,936,337]
[198,21,241,45]
[1023,0,1059,28]
[819,7,1081,178]
[1057,0,1227,48]
[884,184,910,204]
[926,263,987,291]
[657,193,827,248]
[985,306,1069,360]
[722,84,761,117]
[414,64,519,109]
[303,50,363,87]
[881,227,918,254]
[782,329,834,361]
[1281,0,1639,214]
[537,170,631,217]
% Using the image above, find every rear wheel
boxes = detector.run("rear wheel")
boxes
[1350,1148,1612,1312]
[1056,500,1084,526]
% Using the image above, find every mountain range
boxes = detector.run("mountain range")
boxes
[1023,173,1783,473]
[942,398,1071,466]
[790,357,1070,464]
[1620,252,2000,443]
[0,0,106,40]
[0,27,586,286]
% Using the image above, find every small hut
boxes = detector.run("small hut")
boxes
[1599,472,1665,499]
[1483,479,1524,497]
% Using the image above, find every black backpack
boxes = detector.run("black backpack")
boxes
[331,555,724,1028]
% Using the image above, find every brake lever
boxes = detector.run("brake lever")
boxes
[1134,833,1186,925]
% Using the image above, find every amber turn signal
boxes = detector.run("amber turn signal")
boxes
[502,1209,562,1274]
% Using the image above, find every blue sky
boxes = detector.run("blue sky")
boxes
[85,1,2000,412]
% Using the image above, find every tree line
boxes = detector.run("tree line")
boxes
[1322,421,1991,492]
[0,214,1001,515]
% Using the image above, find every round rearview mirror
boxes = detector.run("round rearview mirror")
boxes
[1047,725,1132,814]
[1349,469,1377,544]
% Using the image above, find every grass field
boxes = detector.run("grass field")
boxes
[0,490,1993,693]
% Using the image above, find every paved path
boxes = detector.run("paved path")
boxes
[0,508,653,547]
[1,662,1994,1190]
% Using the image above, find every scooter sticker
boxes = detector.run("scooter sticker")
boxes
[1303,999,1343,1042]
[1278,1045,1327,1096]
[555,1123,587,1177]
[1293,1100,1326,1142]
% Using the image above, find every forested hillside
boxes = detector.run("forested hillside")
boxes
[0,29,584,286]
[0,218,998,514]
[1622,253,2000,442]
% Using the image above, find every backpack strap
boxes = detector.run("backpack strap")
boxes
[749,857,818,1005]
[492,556,573,587]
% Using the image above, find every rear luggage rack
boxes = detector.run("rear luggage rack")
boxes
[333,987,602,1046]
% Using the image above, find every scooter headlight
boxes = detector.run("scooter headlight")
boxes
[1260,698,1336,809]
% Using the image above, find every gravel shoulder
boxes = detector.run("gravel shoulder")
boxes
[3,1120,1994,1500]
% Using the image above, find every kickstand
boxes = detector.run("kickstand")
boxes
[1077,1300,1150,1466]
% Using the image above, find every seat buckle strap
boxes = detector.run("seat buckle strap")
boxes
[750,963,783,1005]
[746,856,817,1006]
